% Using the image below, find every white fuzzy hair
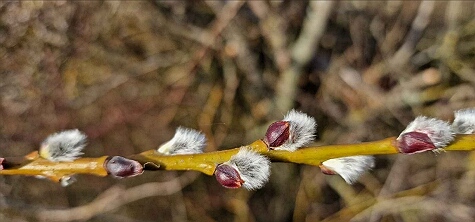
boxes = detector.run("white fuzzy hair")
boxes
[453,108,475,134]
[40,129,87,162]
[274,109,317,151]
[157,127,206,155]
[228,147,271,190]
[397,116,454,149]
[322,156,375,184]
[60,175,77,187]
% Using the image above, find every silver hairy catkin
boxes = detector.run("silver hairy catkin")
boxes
[321,156,375,184]
[225,147,271,190]
[453,108,475,134]
[157,127,207,155]
[40,129,87,162]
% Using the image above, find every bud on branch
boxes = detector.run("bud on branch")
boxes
[214,147,270,190]
[264,109,316,151]
[105,156,143,178]
[397,116,454,154]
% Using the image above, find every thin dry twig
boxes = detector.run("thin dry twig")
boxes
[275,1,334,112]
[389,1,435,69]
[352,196,475,222]
[36,171,200,222]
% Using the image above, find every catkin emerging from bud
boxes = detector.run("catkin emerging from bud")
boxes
[452,108,475,134]
[157,127,206,155]
[397,116,454,154]
[320,156,375,184]
[39,129,87,162]
[264,110,316,151]
[215,147,271,190]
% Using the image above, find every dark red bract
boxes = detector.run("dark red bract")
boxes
[397,131,436,154]
[214,164,244,189]
[263,121,290,149]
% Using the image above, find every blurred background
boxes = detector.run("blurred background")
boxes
[0,1,475,221]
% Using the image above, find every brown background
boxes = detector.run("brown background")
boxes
[0,1,475,221]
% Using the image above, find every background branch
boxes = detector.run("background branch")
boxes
[36,172,200,222]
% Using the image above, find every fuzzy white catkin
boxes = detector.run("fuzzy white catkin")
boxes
[228,147,271,190]
[275,109,317,151]
[157,127,206,155]
[322,156,375,184]
[398,116,454,149]
[453,108,475,134]
[40,129,87,162]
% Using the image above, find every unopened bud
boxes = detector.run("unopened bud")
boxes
[264,110,316,151]
[453,108,475,134]
[105,156,144,178]
[397,116,454,153]
[214,147,270,190]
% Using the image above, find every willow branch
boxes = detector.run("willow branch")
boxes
[0,152,109,182]
[1,134,474,183]
[129,134,475,175]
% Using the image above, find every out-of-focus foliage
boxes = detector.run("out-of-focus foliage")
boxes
[0,1,475,221]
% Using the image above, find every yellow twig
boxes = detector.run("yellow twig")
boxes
[2,135,475,182]
[129,134,475,175]
[0,152,109,182]
[130,140,269,175]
